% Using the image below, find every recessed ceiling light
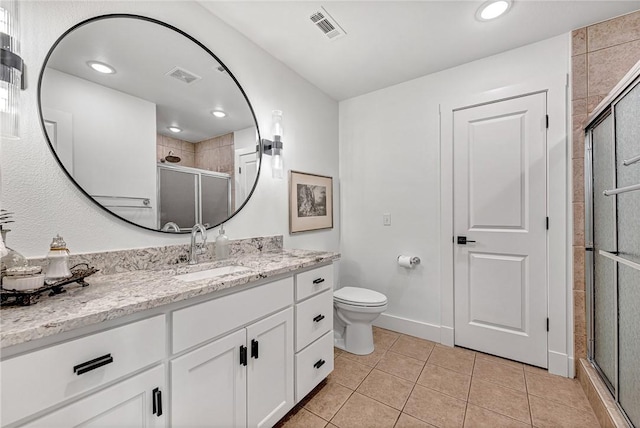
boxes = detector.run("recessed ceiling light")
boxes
[476,0,512,21]
[168,126,182,133]
[212,110,226,118]
[87,60,116,74]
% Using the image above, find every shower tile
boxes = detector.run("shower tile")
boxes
[587,10,640,52]
[572,28,587,56]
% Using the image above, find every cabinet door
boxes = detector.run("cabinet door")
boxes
[171,329,247,428]
[246,307,294,428]
[21,365,165,428]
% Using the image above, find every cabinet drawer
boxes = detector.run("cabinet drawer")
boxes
[295,331,334,402]
[295,290,333,352]
[172,277,293,354]
[295,264,333,302]
[1,315,166,426]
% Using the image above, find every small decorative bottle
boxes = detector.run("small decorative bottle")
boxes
[215,225,229,260]
[0,228,28,273]
[45,235,72,283]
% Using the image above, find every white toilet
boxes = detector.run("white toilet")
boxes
[333,286,388,355]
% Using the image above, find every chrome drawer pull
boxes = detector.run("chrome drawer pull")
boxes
[73,353,113,375]
[313,359,326,369]
[312,278,325,284]
[313,314,325,323]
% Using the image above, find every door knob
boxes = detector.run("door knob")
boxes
[457,236,476,245]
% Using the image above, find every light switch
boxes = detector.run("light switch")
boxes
[383,213,391,226]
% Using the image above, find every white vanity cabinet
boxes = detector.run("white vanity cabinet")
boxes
[294,265,335,401]
[170,277,295,428]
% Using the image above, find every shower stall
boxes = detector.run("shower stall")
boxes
[584,63,640,428]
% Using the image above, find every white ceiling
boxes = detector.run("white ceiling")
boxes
[46,17,256,142]
[200,1,640,101]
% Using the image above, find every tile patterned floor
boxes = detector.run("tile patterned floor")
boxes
[275,327,600,428]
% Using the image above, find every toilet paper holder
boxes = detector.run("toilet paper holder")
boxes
[397,255,421,267]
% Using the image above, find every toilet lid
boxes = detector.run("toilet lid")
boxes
[334,287,387,306]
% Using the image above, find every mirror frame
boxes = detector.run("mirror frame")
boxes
[37,13,263,234]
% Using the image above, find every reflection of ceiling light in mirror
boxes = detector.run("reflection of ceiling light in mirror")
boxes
[168,126,182,133]
[476,0,511,21]
[212,110,226,118]
[87,61,116,74]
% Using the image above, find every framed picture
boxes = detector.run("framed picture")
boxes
[289,170,333,233]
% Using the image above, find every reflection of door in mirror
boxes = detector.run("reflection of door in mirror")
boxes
[43,108,74,174]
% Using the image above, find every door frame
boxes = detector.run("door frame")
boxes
[439,75,571,377]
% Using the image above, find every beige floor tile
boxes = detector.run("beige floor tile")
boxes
[464,403,531,428]
[473,358,526,392]
[376,350,425,382]
[390,335,436,361]
[334,347,343,359]
[275,406,328,428]
[329,355,372,389]
[529,395,600,428]
[341,345,387,367]
[374,326,401,350]
[303,380,353,421]
[331,392,400,428]
[427,345,475,376]
[525,371,592,412]
[523,365,547,375]
[395,413,437,428]
[417,364,471,401]
[404,384,466,428]
[468,378,531,424]
[357,369,414,410]
[475,352,524,370]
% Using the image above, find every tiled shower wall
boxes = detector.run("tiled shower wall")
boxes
[156,134,196,168]
[571,10,640,361]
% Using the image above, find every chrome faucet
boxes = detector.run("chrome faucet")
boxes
[161,221,180,232]
[189,224,207,265]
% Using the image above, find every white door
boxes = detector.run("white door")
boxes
[246,308,294,428]
[42,107,73,174]
[453,92,548,368]
[235,148,258,205]
[171,329,247,428]
[22,366,165,428]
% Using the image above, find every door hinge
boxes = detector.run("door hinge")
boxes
[546,217,549,230]
[545,115,549,129]
[546,318,549,332]
[239,167,242,174]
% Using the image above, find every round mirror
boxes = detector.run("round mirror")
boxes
[38,14,261,233]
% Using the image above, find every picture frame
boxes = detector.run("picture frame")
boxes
[289,170,334,233]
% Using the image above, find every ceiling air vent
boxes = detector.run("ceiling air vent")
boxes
[310,7,346,40]
[166,66,202,84]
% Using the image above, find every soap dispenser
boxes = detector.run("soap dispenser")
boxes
[215,225,229,260]
[45,234,72,283]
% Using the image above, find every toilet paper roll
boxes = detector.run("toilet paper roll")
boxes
[398,255,420,268]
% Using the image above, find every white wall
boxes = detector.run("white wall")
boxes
[42,69,157,229]
[0,1,339,257]
[339,34,570,366]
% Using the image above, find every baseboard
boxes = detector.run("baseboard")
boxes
[373,313,441,343]
[548,350,569,377]
[568,356,575,378]
[440,326,454,346]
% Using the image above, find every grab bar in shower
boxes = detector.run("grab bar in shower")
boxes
[623,153,640,166]
[603,183,640,196]
[599,250,640,272]
[91,195,152,208]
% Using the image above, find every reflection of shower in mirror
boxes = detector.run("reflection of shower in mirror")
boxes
[161,151,181,163]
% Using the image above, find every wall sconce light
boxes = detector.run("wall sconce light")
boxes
[0,0,24,140]
[262,110,284,179]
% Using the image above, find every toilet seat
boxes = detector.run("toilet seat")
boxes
[334,286,387,307]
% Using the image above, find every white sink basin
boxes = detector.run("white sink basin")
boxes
[175,265,252,282]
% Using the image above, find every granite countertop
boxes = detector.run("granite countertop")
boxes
[0,249,339,349]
